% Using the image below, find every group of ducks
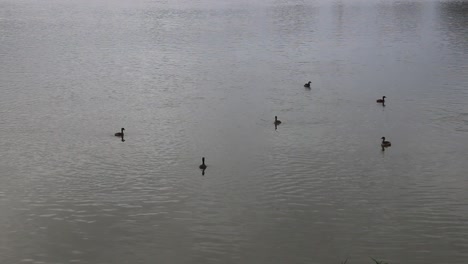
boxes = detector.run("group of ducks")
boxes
[306,82,391,151]
[114,128,208,173]
[307,82,391,150]
[375,96,391,150]
[113,83,392,173]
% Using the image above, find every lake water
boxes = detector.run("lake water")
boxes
[1,0,468,263]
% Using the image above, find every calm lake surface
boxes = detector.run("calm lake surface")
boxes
[1,0,468,263]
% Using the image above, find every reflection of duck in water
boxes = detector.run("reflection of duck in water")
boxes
[199,157,207,170]
[274,116,281,125]
[304,81,311,88]
[381,137,391,150]
[115,128,125,137]
[376,96,386,104]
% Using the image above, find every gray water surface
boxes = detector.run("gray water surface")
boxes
[1,0,468,263]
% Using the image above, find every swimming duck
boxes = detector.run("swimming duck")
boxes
[274,116,282,125]
[199,157,207,170]
[304,81,311,88]
[115,128,125,137]
[376,96,386,103]
[381,137,391,148]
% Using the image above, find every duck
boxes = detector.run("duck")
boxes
[304,81,311,88]
[376,96,386,103]
[199,157,207,170]
[115,128,125,137]
[381,137,391,148]
[274,116,282,125]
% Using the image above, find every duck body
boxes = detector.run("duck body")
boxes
[274,116,281,125]
[115,128,125,137]
[304,81,311,88]
[376,96,386,103]
[381,137,391,147]
[199,157,207,170]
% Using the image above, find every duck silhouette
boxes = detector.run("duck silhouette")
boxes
[381,137,391,150]
[115,128,125,137]
[376,96,386,103]
[274,116,282,125]
[199,157,207,170]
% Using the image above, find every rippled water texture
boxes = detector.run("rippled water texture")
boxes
[1,0,468,263]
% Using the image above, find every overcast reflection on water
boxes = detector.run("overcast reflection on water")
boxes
[1,0,468,263]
